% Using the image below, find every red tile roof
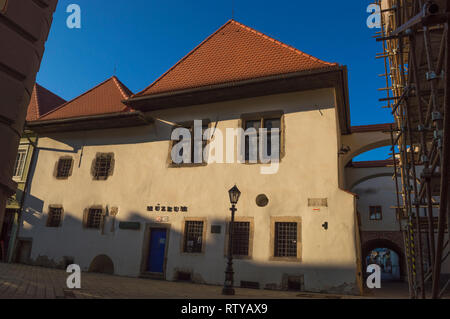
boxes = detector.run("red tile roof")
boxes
[135,19,338,97]
[38,76,133,121]
[26,84,66,121]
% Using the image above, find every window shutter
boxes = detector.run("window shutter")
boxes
[67,158,74,177]
[52,160,59,178]
[108,155,115,177]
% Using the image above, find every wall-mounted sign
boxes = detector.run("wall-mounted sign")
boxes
[147,205,188,213]
[211,225,222,234]
[119,222,141,230]
[156,216,169,223]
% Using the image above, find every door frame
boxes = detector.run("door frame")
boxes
[14,237,33,264]
[140,223,171,279]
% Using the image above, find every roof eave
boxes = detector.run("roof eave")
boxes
[125,65,351,134]
[26,111,153,134]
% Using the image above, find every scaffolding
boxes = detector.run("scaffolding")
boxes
[374,0,449,298]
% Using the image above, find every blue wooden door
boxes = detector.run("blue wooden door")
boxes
[147,228,167,273]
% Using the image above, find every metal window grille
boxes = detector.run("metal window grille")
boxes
[87,208,103,229]
[274,222,297,257]
[184,221,203,253]
[13,149,27,178]
[369,206,383,221]
[47,207,62,228]
[56,158,73,178]
[231,221,250,256]
[93,154,112,180]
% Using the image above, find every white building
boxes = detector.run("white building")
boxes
[14,20,401,295]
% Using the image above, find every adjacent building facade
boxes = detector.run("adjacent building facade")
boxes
[1,84,65,262]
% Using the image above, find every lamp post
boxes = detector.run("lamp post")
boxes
[222,185,241,295]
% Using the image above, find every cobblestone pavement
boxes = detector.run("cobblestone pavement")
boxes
[0,262,410,299]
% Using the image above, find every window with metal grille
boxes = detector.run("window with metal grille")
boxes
[92,153,113,180]
[56,157,73,179]
[183,221,204,253]
[13,149,27,179]
[369,206,383,220]
[230,221,250,256]
[47,207,63,228]
[244,117,281,162]
[274,222,298,257]
[86,208,103,229]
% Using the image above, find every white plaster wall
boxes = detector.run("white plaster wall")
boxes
[19,88,360,293]
[352,175,401,232]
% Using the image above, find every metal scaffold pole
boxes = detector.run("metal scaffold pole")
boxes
[374,0,449,298]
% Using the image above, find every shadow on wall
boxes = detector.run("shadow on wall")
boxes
[35,102,335,153]
[14,194,359,294]
[14,206,363,295]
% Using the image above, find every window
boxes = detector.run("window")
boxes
[183,220,204,253]
[92,153,114,180]
[55,157,74,179]
[13,148,27,180]
[46,206,63,228]
[230,222,250,256]
[85,208,103,229]
[274,222,298,257]
[270,217,301,261]
[172,122,210,165]
[370,206,383,221]
[243,116,281,162]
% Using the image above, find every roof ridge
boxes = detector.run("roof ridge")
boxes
[133,20,235,97]
[111,76,134,112]
[33,84,41,119]
[39,77,118,119]
[230,20,338,67]
[112,76,131,99]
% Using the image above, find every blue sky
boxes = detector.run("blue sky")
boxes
[37,0,392,161]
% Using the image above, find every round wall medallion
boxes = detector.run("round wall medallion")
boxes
[256,194,269,207]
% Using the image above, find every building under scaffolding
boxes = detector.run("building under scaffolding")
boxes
[375,0,449,298]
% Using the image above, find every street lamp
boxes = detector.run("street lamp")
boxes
[223,185,241,295]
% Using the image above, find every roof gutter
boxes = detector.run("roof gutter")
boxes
[26,111,149,128]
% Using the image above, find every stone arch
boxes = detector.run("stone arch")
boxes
[349,172,393,191]
[88,254,114,275]
[341,125,394,166]
[344,139,392,166]
[361,239,406,280]
[345,165,394,191]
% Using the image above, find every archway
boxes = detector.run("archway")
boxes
[362,239,406,282]
[341,125,394,167]
[88,254,114,275]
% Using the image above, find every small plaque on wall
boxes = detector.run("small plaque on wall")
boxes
[119,222,141,230]
[211,225,221,234]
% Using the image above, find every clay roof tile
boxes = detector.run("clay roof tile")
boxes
[135,19,338,97]
[38,76,133,121]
